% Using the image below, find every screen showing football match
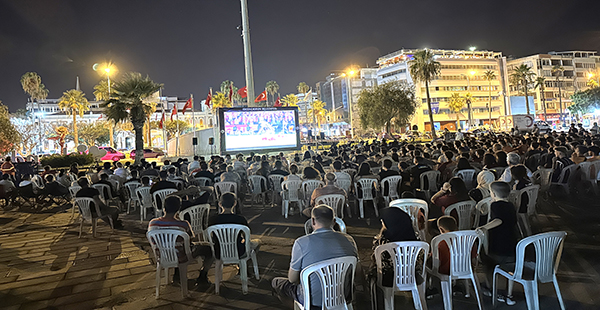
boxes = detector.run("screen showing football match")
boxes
[221,108,299,152]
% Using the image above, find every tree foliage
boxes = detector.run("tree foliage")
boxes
[281,94,299,107]
[570,87,600,115]
[93,79,115,101]
[0,102,19,153]
[20,72,49,102]
[297,82,310,94]
[165,120,190,138]
[266,80,280,105]
[102,72,162,164]
[510,64,536,114]
[58,89,90,149]
[211,92,233,112]
[78,121,110,146]
[409,49,441,138]
[307,100,326,126]
[356,81,418,133]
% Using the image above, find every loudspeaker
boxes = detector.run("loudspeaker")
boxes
[192,137,198,145]
[320,132,325,140]
[208,137,214,145]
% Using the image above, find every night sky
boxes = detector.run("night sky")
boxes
[1,0,600,112]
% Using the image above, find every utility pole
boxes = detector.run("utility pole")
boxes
[240,0,255,107]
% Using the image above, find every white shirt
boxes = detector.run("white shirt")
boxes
[499,166,533,183]
[114,168,129,180]
[188,160,200,172]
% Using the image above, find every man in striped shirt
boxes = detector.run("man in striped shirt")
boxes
[148,196,213,286]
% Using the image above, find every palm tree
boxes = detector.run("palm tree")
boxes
[58,89,90,149]
[211,92,233,112]
[308,100,326,130]
[535,76,547,121]
[483,70,496,127]
[93,79,114,101]
[281,94,299,107]
[20,72,49,103]
[297,82,310,94]
[409,49,441,138]
[448,92,465,130]
[102,72,162,164]
[552,65,565,124]
[266,80,280,106]
[510,64,536,115]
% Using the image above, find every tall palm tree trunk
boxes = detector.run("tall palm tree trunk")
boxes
[133,122,145,165]
[488,81,492,127]
[425,80,437,138]
[557,77,564,125]
[72,113,78,149]
[523,78,530,115]
[541,86,547,121]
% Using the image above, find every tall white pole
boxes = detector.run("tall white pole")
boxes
[240,0,255,107]
[191,93,196,156]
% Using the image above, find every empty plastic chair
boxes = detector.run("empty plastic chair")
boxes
[373,241,430,310]
[282,180,303,218]
[493,231,567,310]
[136,186,153,222]
[146,229,193,299]
[123,182,141,214]
[248,175,268,207]
[68,185,81,218]
[293,256,357,310]
[531,168,553,191]
[268,174,286,205]
[74,197,114,238]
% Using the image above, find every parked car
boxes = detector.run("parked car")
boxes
[130,148,165,159]
[98,146,126,161]
[534,120,552,133]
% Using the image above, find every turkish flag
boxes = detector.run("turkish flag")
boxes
[170,103,177,121]
[159,111,165,129]
[238,86,247,98]
[274,96,282,107]
[205,91,212,108]
[254,90,267,103]
[182,98,192,114]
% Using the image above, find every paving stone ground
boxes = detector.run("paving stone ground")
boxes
[1,192,599,310]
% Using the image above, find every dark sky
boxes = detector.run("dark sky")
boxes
[1,0,600,112]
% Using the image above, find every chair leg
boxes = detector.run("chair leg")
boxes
[470,273,484,310]
[418,282,429,310]
[180,264,188,298]
[78,219,84,238]
[359,200,364,218]
[382,287,394,310]
[523,282,539,310]
[155,266,161,299]
[553,276,566,310]
[492,271,499,308]
[373,199,379,217]
[214,261,223,294]
[440,279,453,310]
[251,252,260,280]
[92,219,97,238]
[240,260,249,294]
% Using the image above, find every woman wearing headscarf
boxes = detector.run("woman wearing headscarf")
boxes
[468,170,496,202]
[368,207,423,309]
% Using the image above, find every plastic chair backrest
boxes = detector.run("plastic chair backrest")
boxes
[578,162,594,181]
[355,178,378,200]
[389,198,429,236]
[341,168,357,180]
[304,218,347,235]
[268,174,285,193]
[179,204,210,239]
[74,197,99,221]
[514,185,540,216]
[334,176,352,194]
[172,179,185,191]
[248,175,267,194]
[214,182,237,198]
[488,167,506,180]
[124,182,141,200]
[206,224,252,264]
[69,186,82,198]
[32,175,44,189]
[593,161,600,180]
[445,200,476,230]
[108,177,120,192]
[557,164,576,184]
[532,168,553,189]
[381,175,402,200]
[152,189,177,210]
[315,194,346,217]
[302,180,324,199]
[92,183,112,200]
[374,241,429,290]
[136,187,153,208]
[299,256,357,310]
[513,231,566,283]
[456,169,477,189]
[420,170,440,191]
[146,229,192,268]
[430,230,482,277]
[194,177,212,187]
[474,197,493,226]
[282,180,302,201]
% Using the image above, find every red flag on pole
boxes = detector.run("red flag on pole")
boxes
[159,111,165,129]
[274,96,282,107]
[182,97,193,115]
[254,90,267,103]
[205,91,212,108]
[170,103,177,121]
[237,86,247,98]
[229,84,233,102]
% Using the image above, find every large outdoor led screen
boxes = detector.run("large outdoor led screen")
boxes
[218,107,300,153]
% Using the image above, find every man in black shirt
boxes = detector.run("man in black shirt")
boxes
[409,157,432,189]
[378,159,399,180]
[75,177,122,229]
[269,160,289,177]
[193,162,215,180]
[150,171,177,195]
[95,173,118,198]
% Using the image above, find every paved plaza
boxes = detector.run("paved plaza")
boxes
[1,192,599,310]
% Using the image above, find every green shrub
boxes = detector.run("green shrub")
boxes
[40,154,94,168]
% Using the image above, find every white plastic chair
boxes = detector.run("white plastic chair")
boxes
[381,175,402,204]
[373,241,430,310]
[315,194,346,219]
[282,180,303,218]
[334,172,353,194]
[473,197,493,254]
[146,229,193,299]
[293,256,357,310]
[68,185,81,218]
[444,200,476,231]
[152,189,177,218]
[136,186,153,222]
[455,169,477,190]
[488,167,506,180]
[509,185,540,237]
[206,224,260,294]
[171,179,185,191]
[551,164,576,195]
[302,180,325,207]
[74,197,114,238]
[179,204,210,242]
[31,174,45,194]
[420,170,440,201]
[427,230,484,310]
[193,177,212,187]
[304,217,347,235]
[389,198,429,241]
[355,178,379,218]
[342,168,357,180]
[214,181,237,200]
[91,183,120,208]
[248,175,268,207]
[531,168,553,191]
[577,162,598,195]
[123,182,141,214]
[268,174,286,205]
[493,231,567,310]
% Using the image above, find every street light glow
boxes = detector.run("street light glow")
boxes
[469,46,476,51]
[588,72,595,79]
[470,70,476,75]
[348,70,355,76]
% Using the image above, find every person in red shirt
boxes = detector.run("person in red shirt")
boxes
[1,156,15,179]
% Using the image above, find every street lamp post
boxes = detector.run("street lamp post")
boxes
[104,67,115,148]
[346,70,356,139]
[463,70,476,129]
